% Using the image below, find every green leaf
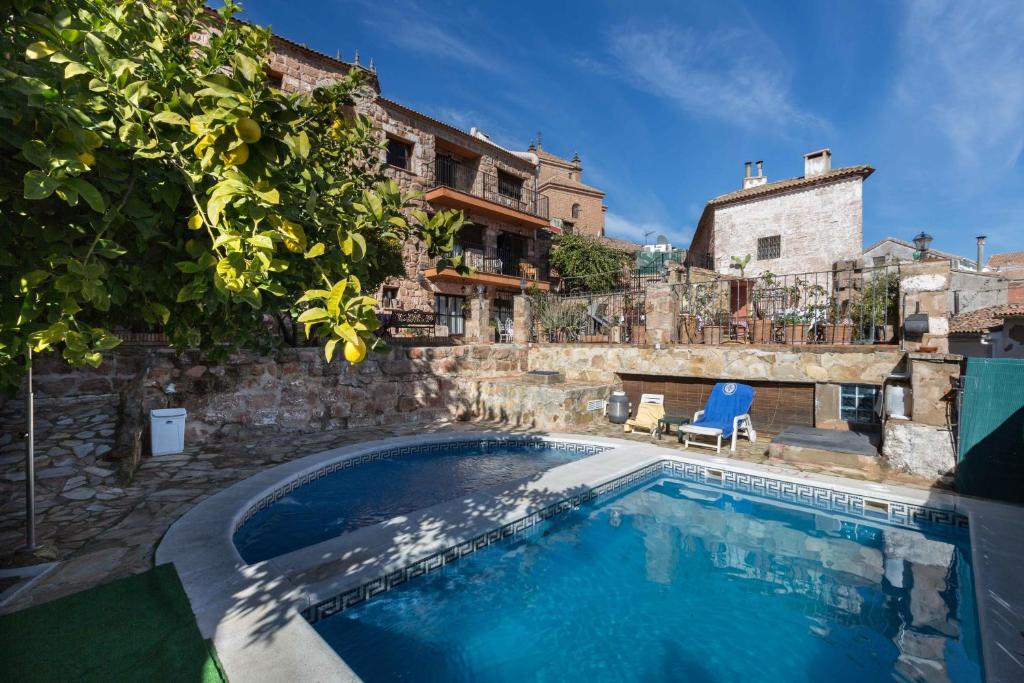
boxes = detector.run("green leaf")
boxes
[21,140,50,169]
[64,62,90,79]
[63,178,105,213]
[296,289,330,303]
[175,261,203,273]
[248,234,274,250]
[25,41,57,59]
[152,111,188,126]
[304,242,326,259]
[334,322,359,345]
[326,280,347,316]
[231,53,260,82]
[324,338,338,363]
[146,302,170,324]
[23,171,60,200]
[297,307,328,323]
[350,232,367,261]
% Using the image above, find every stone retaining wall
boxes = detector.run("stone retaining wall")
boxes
[525,344,904,385]
[454,378,611,431]
[0,344,527,493]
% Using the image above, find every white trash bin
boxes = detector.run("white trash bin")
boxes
[150,408,186,456]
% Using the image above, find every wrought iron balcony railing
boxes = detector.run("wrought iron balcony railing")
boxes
[429,245,548,283]
[427,158,549,220]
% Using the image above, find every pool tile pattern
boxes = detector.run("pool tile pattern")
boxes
[303,458,968,624]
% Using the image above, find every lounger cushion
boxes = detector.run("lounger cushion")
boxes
[691,383,755,438]
[624,402,665,431]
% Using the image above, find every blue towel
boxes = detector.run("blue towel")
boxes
[692,383,755,437]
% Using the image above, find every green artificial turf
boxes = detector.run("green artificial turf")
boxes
[0,563,226,682]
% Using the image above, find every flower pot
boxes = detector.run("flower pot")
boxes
[823,323,853,345]
[702,325,725,345]
[751,319,774,344]
[678,315,700,344]
[782,323,810,345]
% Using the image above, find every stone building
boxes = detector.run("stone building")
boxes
[256,37,615,338]
[533,144,607,236]
[686,149,873,277]
[863,237,976,271]
[949,304,1024,358]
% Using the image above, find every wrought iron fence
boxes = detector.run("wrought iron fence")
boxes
[528,289,648,344]
[427,158,549,219]
[674,264,901,345]
[428,245,547,283]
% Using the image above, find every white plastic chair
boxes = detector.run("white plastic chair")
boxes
[497,318,514,343]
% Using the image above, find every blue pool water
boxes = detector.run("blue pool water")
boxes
[315,477,982,683]
[234,442,598,563]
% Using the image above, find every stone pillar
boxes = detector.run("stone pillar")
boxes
[908,353,963,427]
[464,296,492,344]
[645,283,679,346]
[513,295,531,344]
[900,261,951,353]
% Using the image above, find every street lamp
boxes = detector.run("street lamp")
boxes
[912,231,933,258]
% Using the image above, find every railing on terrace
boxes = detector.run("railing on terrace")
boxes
[528,289,648,345]
[429,245,548,283]
[377,309,463,346]
[427,158,549,220]
[674,264,901,346]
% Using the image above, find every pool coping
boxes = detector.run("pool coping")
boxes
[156,431,1024,683]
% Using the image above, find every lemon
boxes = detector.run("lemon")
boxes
[221,143,249,166]
[187,212,203,230]
[234,117,261,143]
[343,337,367,363]
[77,152,95,166]
[194,134,215,158]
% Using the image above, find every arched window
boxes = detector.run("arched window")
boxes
[571,203,581,219]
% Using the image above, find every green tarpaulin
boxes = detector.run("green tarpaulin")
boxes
[956,357,1024,503]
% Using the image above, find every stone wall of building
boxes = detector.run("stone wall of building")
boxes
[454,378,611,431]
[711,176,864,278]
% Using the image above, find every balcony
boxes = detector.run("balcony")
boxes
[425,158,550,229]
[423,245,551,291]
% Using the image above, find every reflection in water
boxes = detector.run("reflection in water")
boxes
[316,477,982,683]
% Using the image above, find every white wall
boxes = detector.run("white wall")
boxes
[712,177,863,277]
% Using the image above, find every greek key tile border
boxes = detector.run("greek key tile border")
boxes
[302,458,968,625]
[657,460,969,531]
[303,462,664,624]
[235,438,608,533]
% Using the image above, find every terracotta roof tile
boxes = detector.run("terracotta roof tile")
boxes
[949,304,1024,333]
[989,252,1024,269]
[708,165,875,206]
[598,236,644,253]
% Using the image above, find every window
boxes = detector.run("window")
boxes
[386,138,413,171]
[266,70,284,90]
[434,294,465,335]
[840,384,880,424]
[571,203,581,219]
[382,287,399,308]
[562,221,575,235]
[872,256,887,267]
[497,170,523,200]
[757,235,781,260]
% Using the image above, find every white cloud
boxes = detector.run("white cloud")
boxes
[609,25,824,131]
[360,2,503,73]
[605,212,692,248]
[896,0,1024,169]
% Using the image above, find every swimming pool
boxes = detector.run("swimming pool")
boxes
[314,476,982,682]
[233,438,606,563]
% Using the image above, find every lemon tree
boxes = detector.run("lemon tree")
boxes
[0,0,468,390]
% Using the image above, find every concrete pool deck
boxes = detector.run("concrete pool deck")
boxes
[155,431,1024,683]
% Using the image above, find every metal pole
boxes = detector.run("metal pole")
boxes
[24,345,36,552]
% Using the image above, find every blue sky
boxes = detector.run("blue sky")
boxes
[234,0,1024,258]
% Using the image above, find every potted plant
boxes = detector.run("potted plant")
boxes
[776,309,810,345]
[702,309,727,345]
[751,271,778,343]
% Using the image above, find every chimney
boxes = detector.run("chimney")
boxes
[803,148,832,178]
[976,235,986,272]
[743,159,767,189]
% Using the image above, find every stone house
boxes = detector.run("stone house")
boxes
[863,237,976,271]
[533,144,607,237]
[686,149,873,278]
[949,304,1024,358]
[257,38,610,338]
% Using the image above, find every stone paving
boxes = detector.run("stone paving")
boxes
[0,418,944,615]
